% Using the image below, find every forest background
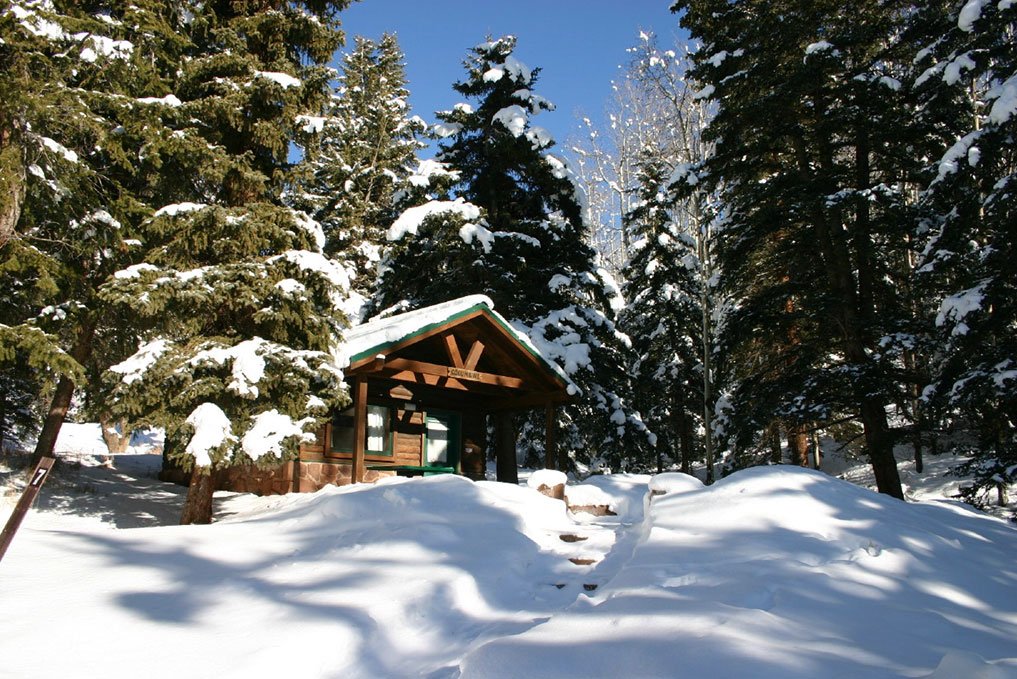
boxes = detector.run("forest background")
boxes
[1,0,1013,523]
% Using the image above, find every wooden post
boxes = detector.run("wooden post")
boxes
[352,377,367,483]
[544,403,557,470]
[0,456,56,563]
[495,412,518,484]
[461,410,487,481]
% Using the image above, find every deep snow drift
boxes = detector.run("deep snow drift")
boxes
[462,468,1017,678]
[2,436,1016,678]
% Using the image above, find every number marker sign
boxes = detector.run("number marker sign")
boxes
[0,456,56,563]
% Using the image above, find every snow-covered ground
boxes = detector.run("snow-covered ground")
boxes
[2,427,1016,678]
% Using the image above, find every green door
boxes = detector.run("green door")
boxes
[425,410,461,471]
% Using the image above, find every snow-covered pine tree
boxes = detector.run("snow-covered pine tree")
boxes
[612,33,723,479]
[917,0,1017,509]
[620,155,704,473]
[376,36,651,471]
[293,33,425,309]
[0,0,185,461]
[100,1,354,523]
[671,0,948,498]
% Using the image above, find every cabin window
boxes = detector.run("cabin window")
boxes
[366,406,389,452]
[330,405,392,456]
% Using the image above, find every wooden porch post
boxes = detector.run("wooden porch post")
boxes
[352,377,367,483]
[544,403,557,470]
[495,412,518,484]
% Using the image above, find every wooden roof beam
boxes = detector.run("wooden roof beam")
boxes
[384,357,525,389]
[443,332,464,368]
[387,370,468,391]
[464,340,485,371]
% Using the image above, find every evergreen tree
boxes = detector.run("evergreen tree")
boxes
[620,156,704,473]
[0,0,185,463]
[670,0,950,498]
[376,36,651,471]
[293,33,425,307]
[917,0,1017,509]
[101,0,353,523]
[613,34,722,480]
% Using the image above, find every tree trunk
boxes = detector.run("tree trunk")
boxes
[788,423,809,467]
[903,239,926,475]
[677,410,694,475]
[811,429,822,470]
[793,127,904,499]
[769,423,782,464]
[31,318,95,466]
[902,349,926,474]
[99,414,130,455]
[494,412,518,484]
[0,395,8,454]
[180,466,215,525]
[860,400,904,499]
[912,422,924,474]
[694,194,716,485]
[0,117,26,249]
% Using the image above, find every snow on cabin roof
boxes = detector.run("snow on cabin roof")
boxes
[337,295,573,390]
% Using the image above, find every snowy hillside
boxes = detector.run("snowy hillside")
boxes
[3,436,1016,678]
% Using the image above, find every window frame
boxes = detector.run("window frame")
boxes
[328,402,394,458]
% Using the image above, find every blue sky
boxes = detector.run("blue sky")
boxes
[338,1,686,149]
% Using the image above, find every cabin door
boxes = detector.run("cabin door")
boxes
[425,410,461,469]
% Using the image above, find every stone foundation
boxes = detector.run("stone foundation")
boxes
[534,482,566,500]
[566,503,617,517]
[161,459,394,496]
[294,460,393,493]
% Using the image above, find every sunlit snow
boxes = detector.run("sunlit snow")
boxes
[4,455,1014,679]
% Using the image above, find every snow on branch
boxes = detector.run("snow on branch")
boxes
[988,73,1017,126]
[387,198,482,241]
[493,105,528,136]
[254,71,302,89]
[189,338,269,399]
[958,0,990,31]
[185,402,236,468]
[154,202,207,218]
[109,339,171,385]
[136,94,182,107]
[936,282,987,335]
[268,250,351,291]
[459,223,495,252]
[241,410,315,461]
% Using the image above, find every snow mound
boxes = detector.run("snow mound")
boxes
[922,650,1015,679]
[5,465,1015,678]
[648,471,704,496]
[566,473,650,522]
[1,475,586,678]
[527,469,567,490]
[462,466,1017,678]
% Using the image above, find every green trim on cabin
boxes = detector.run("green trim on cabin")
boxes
[348,302,568,389]
[425,409,462,472]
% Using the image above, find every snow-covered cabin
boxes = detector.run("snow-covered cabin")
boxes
[218,296,574,494]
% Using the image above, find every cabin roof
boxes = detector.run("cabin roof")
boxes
[338,295,575,393]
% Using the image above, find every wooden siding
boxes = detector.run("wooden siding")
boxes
[301,406,424,466]
[392,409,424,465]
